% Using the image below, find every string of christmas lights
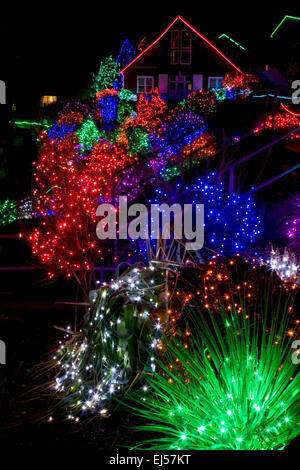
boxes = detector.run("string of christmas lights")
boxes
[90,56,121,96]
[264,245,299,286]
[254,107,300,141]
[51,255,188,419]
[147,173,262,257]
[0,199,18,227]
[24,86,223,281]
[123,278,299,450]
[48,254,299,437]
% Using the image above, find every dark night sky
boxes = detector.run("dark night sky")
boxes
[1,1,299,101]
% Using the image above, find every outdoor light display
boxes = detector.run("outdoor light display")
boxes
[218,33,246,51]
[125,294,299,450]
[203,72,259,102]
[285,197,300,256]
[188,177,262,256]
[90,55,121,96]
[183,133,216,158]
[49,253,299,450]
[221,72,258,99]
[0,199,18,227]
[186,89,216,113]
[3,13,300,455]
[116,39,136,70]
[157,133,217,180]
[0,198,36,228]
[254,105,300,141]
[47,122,75,141]
[286,217,299,242]
[57,101,89,125]
[148,173,262,257]
[23,76,234,282]
[264,245,299,286]
[149,108,206,160]
[27,132,135,285]
[76,116,103,151]
[52,260,176,418]
[19,67,267,286]
[134,89,167,130]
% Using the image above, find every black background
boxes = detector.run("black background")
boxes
[1,2,297,99]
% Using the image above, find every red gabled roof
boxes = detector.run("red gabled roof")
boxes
[121,15,242,74]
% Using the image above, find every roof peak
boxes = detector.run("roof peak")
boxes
[121,15,242,74]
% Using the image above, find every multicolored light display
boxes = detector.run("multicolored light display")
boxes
[24,87,222,281]
[49,254,299,444]
[148,173,262,257]
[123,270,299,450]
[19,33,300,453]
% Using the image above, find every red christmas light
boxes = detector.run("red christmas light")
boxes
[25,124,136,284]
[134,89,167,130]
[254,106,300,141]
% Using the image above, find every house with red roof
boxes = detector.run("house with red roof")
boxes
[121,15,242,99]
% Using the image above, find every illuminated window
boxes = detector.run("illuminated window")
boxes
[171,30,192,65]
[208,77,223,89]
[40,95,57,107]
[137,76,154,93]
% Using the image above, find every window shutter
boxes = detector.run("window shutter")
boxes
[192,75,203,91]
[158,74,168,94]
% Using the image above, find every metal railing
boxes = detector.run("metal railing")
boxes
[225,126,300,193]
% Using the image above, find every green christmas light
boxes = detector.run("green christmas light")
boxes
[0,199,18,227]
[119,88,135,101]
[13,119,51,129]
[218,34,246,51]
[270,15,300,38]
[90,56,121,96]
[214,87,227,101]
[124,292,300,450]
[76,117,103,151]
[117,101,133,123]
[125,126,150,155]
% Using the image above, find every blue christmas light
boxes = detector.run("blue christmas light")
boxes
[147,173,262,257]
[148,110,207,176]
[47,122,75,140]
[99,95,119,124]
[116,39,136,70]
[116,39,136,90]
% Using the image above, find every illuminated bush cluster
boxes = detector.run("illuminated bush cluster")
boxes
[124,282,299,450]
